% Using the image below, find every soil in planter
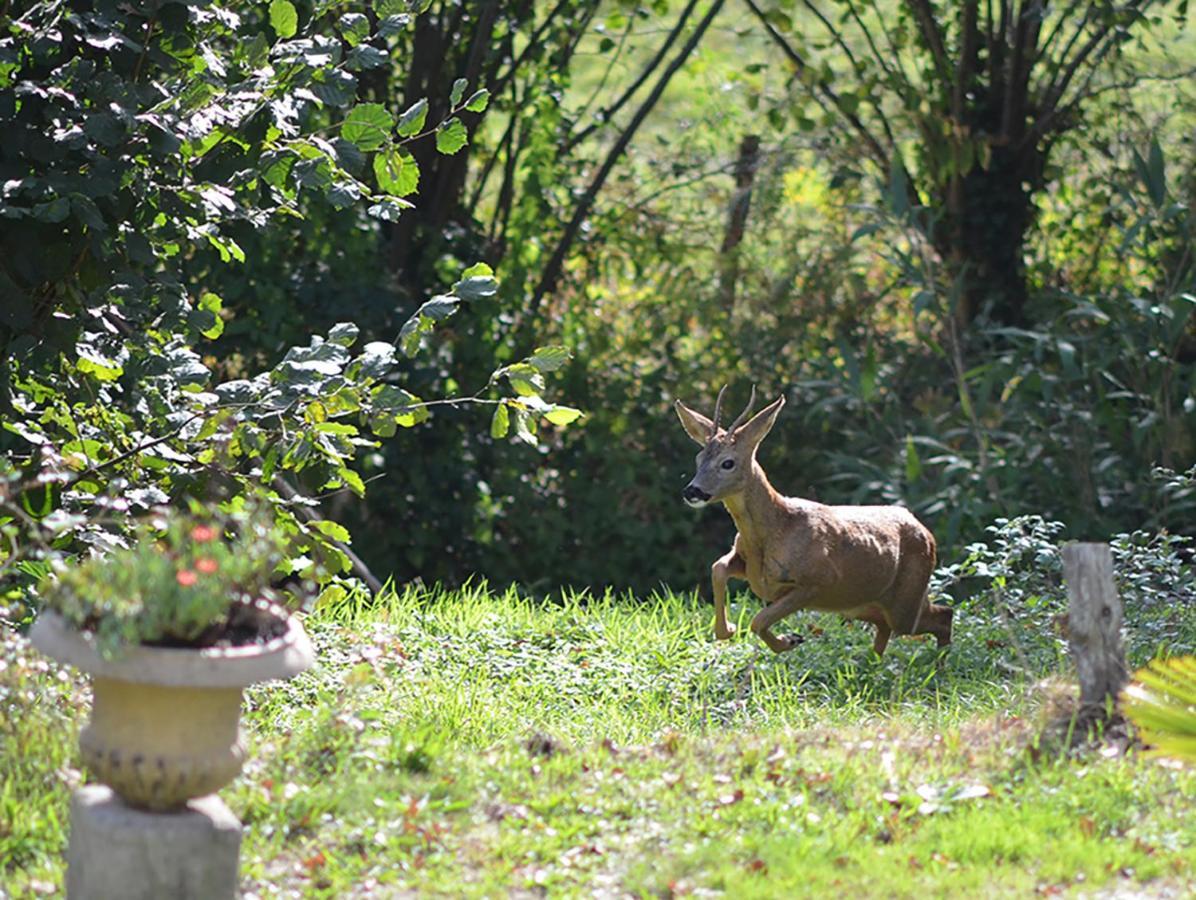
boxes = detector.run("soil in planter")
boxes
[140,600,290,650]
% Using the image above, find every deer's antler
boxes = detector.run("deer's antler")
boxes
[710,384,729,437]
[728,385,756,432]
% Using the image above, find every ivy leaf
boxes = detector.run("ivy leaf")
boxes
[464,89,489,113]
[342,103,394,151]
[450,78,468,107]
[373,147,419,196]
[270,0,299,38]
[435,118,467,155]
[396,98,428,137]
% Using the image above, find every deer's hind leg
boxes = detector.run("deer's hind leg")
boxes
[889,555,953,648]
[750,587,812,654]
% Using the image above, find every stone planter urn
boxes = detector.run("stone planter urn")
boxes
[31,608,314,812]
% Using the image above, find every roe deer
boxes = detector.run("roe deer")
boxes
[674,387,953,655]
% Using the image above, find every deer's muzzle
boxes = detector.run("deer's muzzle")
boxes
[682,484,711,507]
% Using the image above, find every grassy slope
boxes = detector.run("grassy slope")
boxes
[4,583,1196,898]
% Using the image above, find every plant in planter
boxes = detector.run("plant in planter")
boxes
[31,508,314,811]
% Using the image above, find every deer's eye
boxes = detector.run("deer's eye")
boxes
[720,459,735,470]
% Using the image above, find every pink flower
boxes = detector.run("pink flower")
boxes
[176,570,197,586]
[190,525,216,542]
[196,557,218,574]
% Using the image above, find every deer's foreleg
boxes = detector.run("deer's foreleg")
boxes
[750,587,812,654]
[711,550,745,640]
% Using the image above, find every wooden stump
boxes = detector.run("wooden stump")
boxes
[1061,543,1127,709]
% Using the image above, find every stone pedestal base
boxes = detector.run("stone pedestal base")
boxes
[67,785,242,900]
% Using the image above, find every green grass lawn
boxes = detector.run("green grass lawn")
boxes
[4,581,1196,897]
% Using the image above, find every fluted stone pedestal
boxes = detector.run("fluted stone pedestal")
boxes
[66,785,241,900]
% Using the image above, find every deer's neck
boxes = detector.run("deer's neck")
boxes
[722,458,785,548]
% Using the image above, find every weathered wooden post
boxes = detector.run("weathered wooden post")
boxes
[1061,542,1128,710]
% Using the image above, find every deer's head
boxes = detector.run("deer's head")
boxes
[674,386,785,508]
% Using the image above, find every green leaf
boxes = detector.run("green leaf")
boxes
[464,89,490,113]
[311,519,352,543]
[490,403,509,439]
[502,363,544,397]
[197,292,224,340]
[355,341,397,379]
[347,45,388,70]
[328,322,360,348]
[339,12,370,46]
[398,296,459,356]
[367,197,414,222]
[270,0,298,38]
[452,273,497,301]
[435,118,467,155]
[905,435,921,483]
[33,197,71,223]
[528,346,570,372]
[517,395,583,426]
[76,339,124,382]
[542,405,582,426]
[397,98,428,137]
[341,468,366,497]
[373,147,419,196]
[379,14,411,38]
[373,384,428,427]
[450,78,468,107]
[512,407,537,445]
[461,261,493,279]
[342,103,394,151]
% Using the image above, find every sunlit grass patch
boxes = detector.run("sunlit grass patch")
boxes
[4,580,1196,897]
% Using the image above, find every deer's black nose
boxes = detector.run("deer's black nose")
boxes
[683,484,711,503]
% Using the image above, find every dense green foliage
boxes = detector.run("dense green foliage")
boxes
[0,0,579,611]
[0,2,1193,596]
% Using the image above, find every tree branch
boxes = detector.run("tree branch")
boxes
[526,0,728,319]
[743,0,891,168]
[905,0,953,84]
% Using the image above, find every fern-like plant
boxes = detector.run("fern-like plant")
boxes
[1122,656,1196,761]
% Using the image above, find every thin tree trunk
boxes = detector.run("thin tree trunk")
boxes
[718,134,761,308]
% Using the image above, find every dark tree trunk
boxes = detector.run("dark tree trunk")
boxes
[937,143,1046,327]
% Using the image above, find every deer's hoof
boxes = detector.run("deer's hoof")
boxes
[715,624,737,640]
[775,633,804,652]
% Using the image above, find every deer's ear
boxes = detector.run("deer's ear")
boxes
[674,400,713,445]
[733,395,785,448]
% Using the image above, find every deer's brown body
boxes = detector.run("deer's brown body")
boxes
[676,388,952,655]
